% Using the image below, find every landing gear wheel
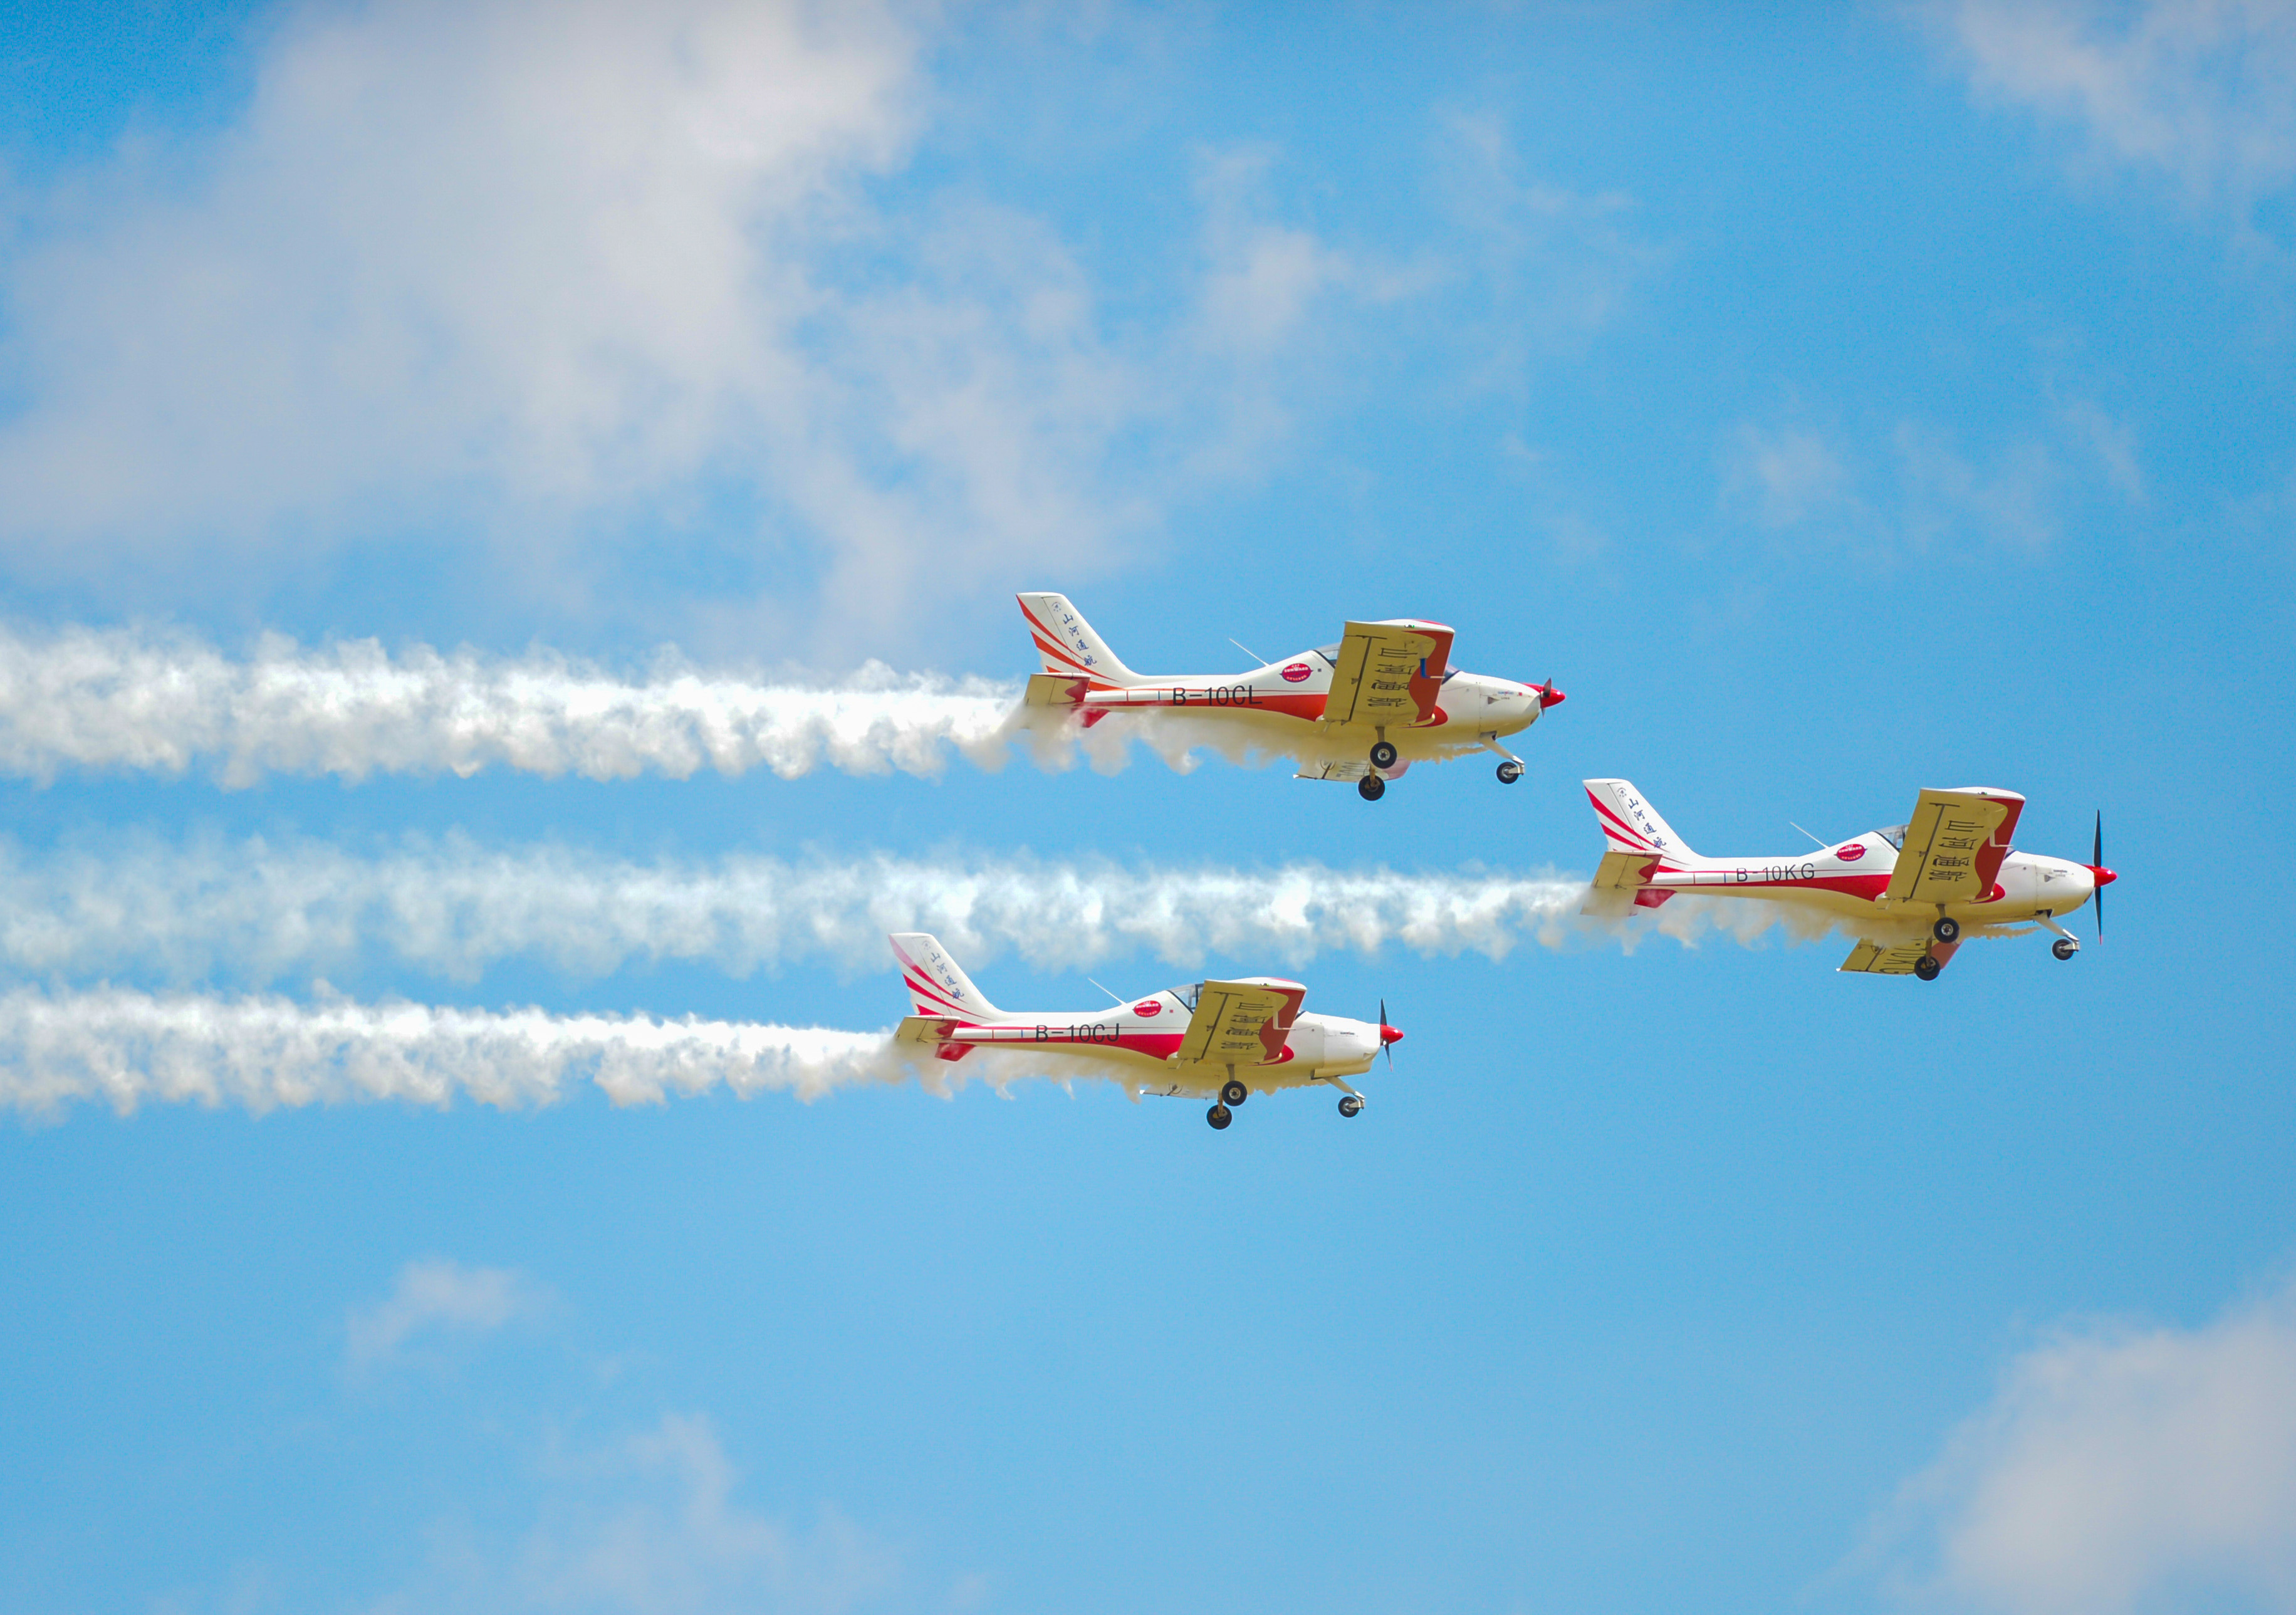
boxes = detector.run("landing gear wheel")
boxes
[1369,740,1399,770]
[1220,1079,1249,1107]
[1933,916,1961,943]
[1337,1094,1364,1118]
[1914,956,1943,981]
[2052,937,2079,960]
[1357,775,1385,802]
[1206,1103,1233,1130]
[1496,760,1523,785]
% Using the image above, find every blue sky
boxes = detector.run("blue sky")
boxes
[1,3,2293,1612]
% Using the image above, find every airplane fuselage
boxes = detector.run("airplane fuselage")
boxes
[1070,653,1548,758]
[1637,831,2101,931]
[915,980,1387,1096]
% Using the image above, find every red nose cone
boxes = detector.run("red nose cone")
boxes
[2089,865,2117,888]
[1538,686,1566,709]
[1379,1023,1404,1046]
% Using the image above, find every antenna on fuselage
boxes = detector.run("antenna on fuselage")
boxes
[1227,638,1268,669]
[1788,822,1828,849]
[1085,978,1127,1006]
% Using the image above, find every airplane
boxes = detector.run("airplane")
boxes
[1580,778,2116,979]
[887,931,1402,1129]
[1016,592,1564,800]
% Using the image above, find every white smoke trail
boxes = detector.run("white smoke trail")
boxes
[0,622,1500,786]
[0,834,1592,984]
[0,624,1023,785]
[0,984,1007,1117]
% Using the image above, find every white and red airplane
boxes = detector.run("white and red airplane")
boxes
[1017,592,1563,800]
[1580,779,2117,979]
[889,931,1402,1129]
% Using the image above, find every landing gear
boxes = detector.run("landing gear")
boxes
[1933,916,1961,943]
[1206,1103,1233,1130]
[1220,1079,1249,1107]
[1337,1094,1364,1118]
[1369,740,1399,770]
[1496,760,1523,785]
[2052,937,2080,961]
[1358,775,1385,802]
[1914,955,1942,981]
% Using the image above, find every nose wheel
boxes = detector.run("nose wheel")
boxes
[1357,775,1385,801]
[1496,760,1523,785]
[1206,1103,1233,1129]
[1219,1079,1248,1107]
[2052,937,2080,960]
[1914,955,1943,981]
[1337,1094,1364,1118]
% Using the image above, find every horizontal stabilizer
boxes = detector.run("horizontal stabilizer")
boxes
[895,1015,973,1062]
[1024,672,1089,708]
[1590,850,1657,891]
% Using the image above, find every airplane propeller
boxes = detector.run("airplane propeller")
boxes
[1377,997,1402,1067]
[1535,676,1567,710]
[2087,810,2117,941]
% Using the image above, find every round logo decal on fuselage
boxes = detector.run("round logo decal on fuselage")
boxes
[1281,662,1311,682]
[1134,1000,1162,1017]
[1836,843,1866,862]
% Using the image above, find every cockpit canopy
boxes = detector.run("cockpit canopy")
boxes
[1877,825,1907,850]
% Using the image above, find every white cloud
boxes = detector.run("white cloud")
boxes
[1432,110,1654,392]
[0,3,1391,652]
[372,1414,902,1615]
[1721,405,2144,557]
[1864,1279,2296,1614]
[1932,0,2296,214]
[1725,423,1864,532]
[347,1259,551,1372]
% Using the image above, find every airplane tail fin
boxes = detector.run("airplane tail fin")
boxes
[1017,593,1144,687]
[888,933,1001,1022]
[1584,779,1699,860]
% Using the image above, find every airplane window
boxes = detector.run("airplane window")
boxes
[1312,644,1340,667]
[1176,983,1201,1010]
[1877,825,1907,850]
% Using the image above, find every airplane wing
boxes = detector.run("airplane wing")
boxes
[1320,620,1454,729]
[1882,789,2025,906]
[1173,980,1305,1067]
[1840,939,1963,976]
[1838,940,1933,975]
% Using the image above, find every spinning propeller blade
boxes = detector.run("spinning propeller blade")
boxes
[2094,811,2104,940]
[1378,997,1399,1067]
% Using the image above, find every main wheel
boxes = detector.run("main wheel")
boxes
[1369,740,1399,770]
[1337,1095,1364,1118]
[2052,937,2079,960]
[1933,916,1961,943]
[1206,1103,1233,1130]
[1914,956,1942,981]
[1220,1079,1248,1107]
[1357,775,1385,802]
